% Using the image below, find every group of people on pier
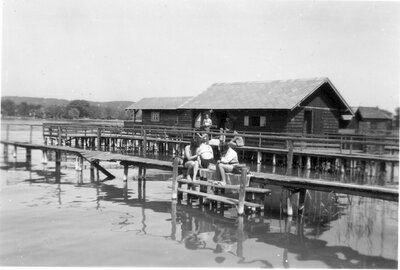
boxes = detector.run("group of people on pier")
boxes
[183,131,241,186]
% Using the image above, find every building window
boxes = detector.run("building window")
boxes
[151,112,160,122]
[244,116,249,126]
[260,116,266,127]
[245,115,267,127]
[251,116,260,127]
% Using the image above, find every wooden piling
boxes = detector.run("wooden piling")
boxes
[236,216,244,257]
[96,166,100,182]
[142,130,147,157]
[286,140,293,169]
[26,148,32,163]
[42,150,48,164]
[97,128,102,150]
[78,157,84,183]
[341,159,346,174]
[306,157,311,170]
[170,201,177,240]
[90,163,95,182]
[171,158,179,200]
[57,126,62,146]
[298,189,306,216]
[29,125,33,144]
[257,151,262,164]
[390,162,395,183]
[55,151,61,170]
[138,166,143,180]
[298,155,303,169]
[123,164,129,182]
[237,167,247,216]
[286,189,293,216]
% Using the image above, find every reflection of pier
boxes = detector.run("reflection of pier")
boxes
[172,202,397,268]
[12,163,398,268]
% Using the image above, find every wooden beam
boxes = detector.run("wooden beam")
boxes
[89,160,115,180]
[252,172,398,202]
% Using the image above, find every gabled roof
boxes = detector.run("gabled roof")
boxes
[356,107,392,120]
[179,77,352,113]
[126,96,192,110]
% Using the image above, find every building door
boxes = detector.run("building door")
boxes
[313,109,324,134]
[303,110,313,134]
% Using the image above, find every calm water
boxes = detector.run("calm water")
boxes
[0,119,398,268]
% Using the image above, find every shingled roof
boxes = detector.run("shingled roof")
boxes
[179,77,352,111]
[126,96,193,110]
[356,107,392,120]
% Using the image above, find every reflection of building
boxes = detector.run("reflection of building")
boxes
[347,107,393,134]
[125,78,354,134]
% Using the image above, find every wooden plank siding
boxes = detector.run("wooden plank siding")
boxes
[141,110,193,127]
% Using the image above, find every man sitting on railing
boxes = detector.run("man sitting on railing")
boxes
[215,143,239,186]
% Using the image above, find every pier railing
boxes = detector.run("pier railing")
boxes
[40,123,399,156]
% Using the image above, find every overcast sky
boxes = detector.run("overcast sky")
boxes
[2,0,400,111]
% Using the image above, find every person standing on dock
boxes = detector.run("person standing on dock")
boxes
[216,143,239,185]
[224,117,233,131]
[202,113,212,132]
[183,139,199,181]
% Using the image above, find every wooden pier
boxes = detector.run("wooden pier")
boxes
[33,122,399,181]
[1,138,398,218]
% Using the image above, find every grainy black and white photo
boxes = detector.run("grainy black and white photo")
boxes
[1,0,399,268]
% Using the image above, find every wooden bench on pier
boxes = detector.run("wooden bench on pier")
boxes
[174,166,272,214]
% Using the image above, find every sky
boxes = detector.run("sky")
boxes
[1,0,400,111]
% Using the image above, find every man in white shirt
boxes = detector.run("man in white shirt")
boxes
[216,143,239,185]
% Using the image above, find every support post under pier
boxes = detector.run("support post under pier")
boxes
[171,158,179,200]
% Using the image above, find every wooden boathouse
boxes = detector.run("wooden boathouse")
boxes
[126,77,354,135]
[347,106,393,134]
[125,96,193,127]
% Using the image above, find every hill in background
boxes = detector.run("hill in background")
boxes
[1,96,135,120]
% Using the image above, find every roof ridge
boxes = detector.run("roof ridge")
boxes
[211,77,329,86]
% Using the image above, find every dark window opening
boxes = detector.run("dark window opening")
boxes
[251,116,260,127]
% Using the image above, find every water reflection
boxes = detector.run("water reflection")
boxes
[1,152,397,268]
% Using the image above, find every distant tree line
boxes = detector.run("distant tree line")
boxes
[1,99,129,120]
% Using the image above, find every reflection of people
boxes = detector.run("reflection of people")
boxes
[212,225,238,255]
[228,130,244,147]
[183,139,199,180]
[216,143,239,185]
[202,113,212,131]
